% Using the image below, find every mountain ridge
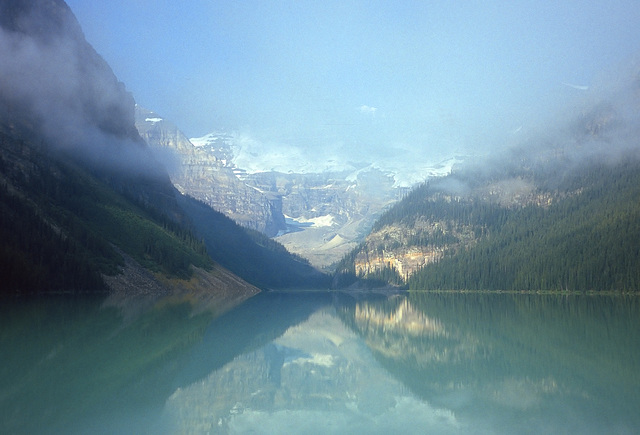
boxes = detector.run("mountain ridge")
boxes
[0,0,327,296]
[136,109,465,269]
[134,105,286,236]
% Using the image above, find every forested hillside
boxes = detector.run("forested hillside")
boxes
[335,82,640,294]
[410,159,640,291]
[177,194,329,289]
[336,155,640,291]
[0,0,327,295]
[0,124,328,295]
[0,128,212,294]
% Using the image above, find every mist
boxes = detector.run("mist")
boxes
[0,3,164,177]
[428,57,640,196]
[64,1,640,175]
[4,1,640,185]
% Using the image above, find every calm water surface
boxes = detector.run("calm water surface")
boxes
[1,290,639,434]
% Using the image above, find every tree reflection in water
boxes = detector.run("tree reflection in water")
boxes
[1,291,638,434]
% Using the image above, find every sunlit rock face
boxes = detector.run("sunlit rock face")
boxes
[135,110,410,267]
[350,178,561,283]
[135,106,286,236]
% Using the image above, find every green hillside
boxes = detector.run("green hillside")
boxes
[0,130,212,295]
[0,0,327,295]
[409,159,640,291]
[335,153,640,292]
[177,194,330,290]
[0,127,329,295]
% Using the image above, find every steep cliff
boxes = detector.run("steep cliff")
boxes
[135,113,413,269]
[135,107,286,236]
[0,0,323,295]
[0,0,141,147]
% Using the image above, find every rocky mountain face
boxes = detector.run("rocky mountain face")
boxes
[254,168,407,269]
[136,112,426,270]
[0,0,141,148]
[135,107,285,236]
[347,162,640,288]
[0,0,202,293]
[350,178,554,282]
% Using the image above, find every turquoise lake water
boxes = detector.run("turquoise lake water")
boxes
[1,290,639,434]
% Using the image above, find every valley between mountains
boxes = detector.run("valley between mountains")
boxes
[135,105,461,271]
[3,0,640,296]
[135,79,640,293]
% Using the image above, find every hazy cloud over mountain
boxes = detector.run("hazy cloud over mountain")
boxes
[0,0,161,175]
[64,1,640,167]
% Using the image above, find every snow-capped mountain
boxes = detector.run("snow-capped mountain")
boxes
[189,131,463,188]
[137,115,463,269]
[135,107,286,236]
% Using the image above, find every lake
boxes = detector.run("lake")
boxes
[1,290,639,434]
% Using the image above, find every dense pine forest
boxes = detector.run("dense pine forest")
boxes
[0,127,327,295]
[410,158,640,291]
[335,151,640,292]
[0,130,211,294]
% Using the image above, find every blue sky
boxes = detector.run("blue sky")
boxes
[66,0,640,161]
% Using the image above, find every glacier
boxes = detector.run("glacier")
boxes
[189,130,464,188]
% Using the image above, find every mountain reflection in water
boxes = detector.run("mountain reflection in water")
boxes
[1,291,638,434]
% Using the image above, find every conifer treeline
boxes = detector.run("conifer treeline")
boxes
[0,135,212,295]
[337,157,640,292]
[409,160,640,291]
[1,124,330,295]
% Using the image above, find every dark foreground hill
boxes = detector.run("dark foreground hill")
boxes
[0,0,326,296]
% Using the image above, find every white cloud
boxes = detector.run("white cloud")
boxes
[562,82,589,91]
[359,105,377,116]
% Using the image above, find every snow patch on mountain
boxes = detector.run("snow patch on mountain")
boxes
[344,156,463,188]
[189,131,464,187]
[284,214,337,228]
[190,133,226,147]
